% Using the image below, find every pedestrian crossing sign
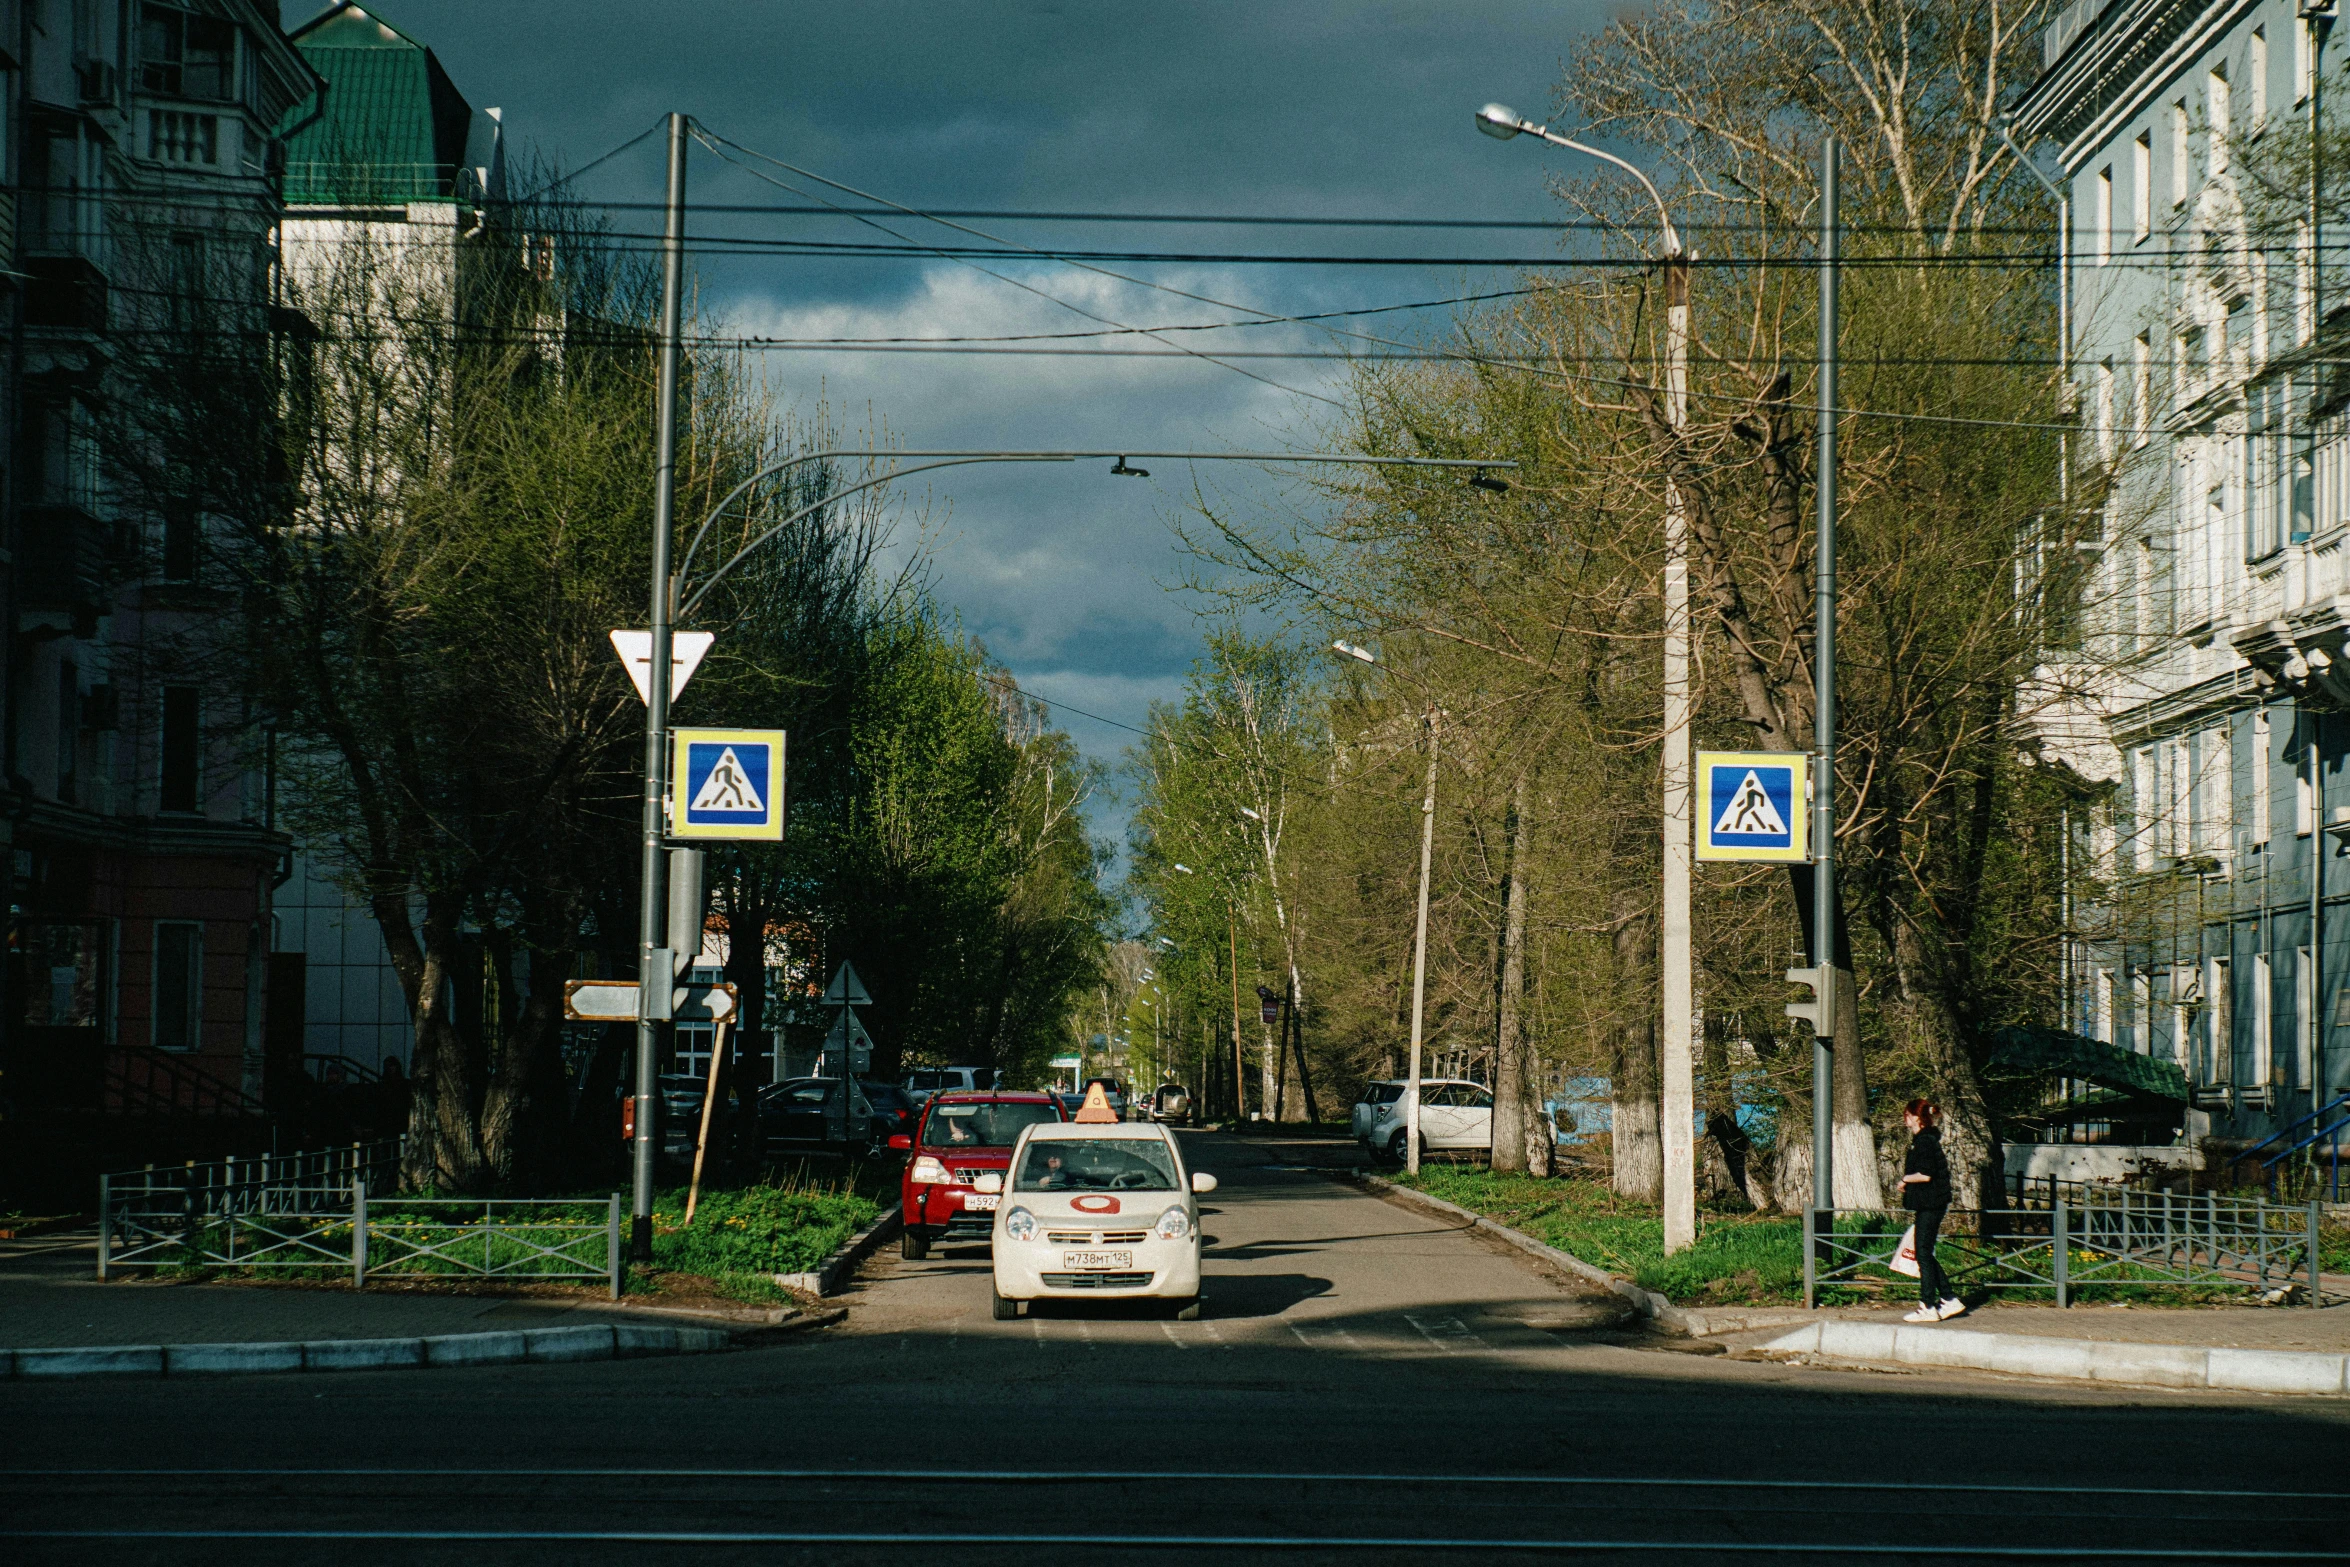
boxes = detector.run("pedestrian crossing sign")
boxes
[1696,751,1808,863]
[670,728,786,841]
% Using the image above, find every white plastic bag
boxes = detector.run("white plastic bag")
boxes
[1889,1224,1921,1278]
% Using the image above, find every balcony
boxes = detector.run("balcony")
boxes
[17,502,111,617]
[22,255,107,333]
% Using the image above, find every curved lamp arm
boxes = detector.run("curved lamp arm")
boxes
[1475,103,1682,258]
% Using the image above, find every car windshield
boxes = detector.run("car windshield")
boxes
[1014,1137,1179,1192]
[921,1101,1059,1148]
[1364,1083,1403,1106]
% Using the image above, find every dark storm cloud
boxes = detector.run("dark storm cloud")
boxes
[323,1,1613,840]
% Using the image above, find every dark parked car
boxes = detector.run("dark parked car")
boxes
[758,1076,886,1157]
[860,1080,919,1142]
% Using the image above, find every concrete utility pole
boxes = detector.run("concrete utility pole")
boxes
[1475,101,1695,1251]
[1812,134,1842,1221]
[1406,709,1441,1175]
[1659,251,1696,1256]
[630,112,689,1263]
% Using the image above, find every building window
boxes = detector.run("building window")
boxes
[2094,167,2113,263]
[161,505,198,581]
[2132,969,2153,1054]
[2172,99,2191,206]
[152,921,203,1051]
[2132,333,2152,447]
[2132,746,2157,867]
[2096,358,2116,460]
[2095,969,2114,1044]
[2207,957,2232,1084]
[160,686,201,813]
[56,663,78,806]
[148,111,218,167]
[33,397,100,513]
[2253,710,2272,845]
[2254,952,2273,1087]
[2209,65,2230,175]
[140,5,237,101]
[2133,133,2151,239]
[2251,28,2269,128]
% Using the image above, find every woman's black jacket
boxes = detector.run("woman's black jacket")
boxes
[1902,1126,1951,1211]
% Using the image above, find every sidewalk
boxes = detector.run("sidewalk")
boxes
[0,1229,693,1350]
[1784,1299,2350,1356]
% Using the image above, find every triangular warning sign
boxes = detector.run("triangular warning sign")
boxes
[822,961,872,1007]
[1713,769,1788,837]
[1073,1082,1118,1123]
[688,747,765,814]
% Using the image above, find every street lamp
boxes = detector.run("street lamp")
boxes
[1477,99,1697,1253]
[1333,640,1440,1174]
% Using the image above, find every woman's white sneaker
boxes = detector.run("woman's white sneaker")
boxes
[1936,1298,1968,1320]
[1902,1305,1941,1323]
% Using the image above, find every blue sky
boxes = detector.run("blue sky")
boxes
[345,0,1612,848]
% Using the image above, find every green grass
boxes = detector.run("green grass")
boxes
[647,1179,881,1282]
[1387,1168,2324,1307]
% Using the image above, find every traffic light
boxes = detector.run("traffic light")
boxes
[1786,966,1836,1037]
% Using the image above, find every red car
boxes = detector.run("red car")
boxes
[895,1090,1067,1259]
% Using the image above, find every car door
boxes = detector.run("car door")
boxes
[1457,1084,1494,1152]
[1417,1083,1467,1147]
[768,1080,831,1144]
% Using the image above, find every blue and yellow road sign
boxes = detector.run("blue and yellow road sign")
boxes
[1696,751,1808,863]
[670,728,786,841]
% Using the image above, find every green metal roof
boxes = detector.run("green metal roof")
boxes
[1979,1025,2191,1104]
[279,3,473,205]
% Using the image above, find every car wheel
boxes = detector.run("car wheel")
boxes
[991,1286,1019,1321]
[1173,1296,1201,1322]
[1387,1131,1409,1166]
[901,1229,929,1260]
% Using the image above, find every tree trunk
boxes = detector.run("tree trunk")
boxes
[1492,773,1532,1172]
[1701,1015,1763,1210]
[1610,883,1662,1202]
[1828,967,1884,1207]
[1889,919,1998,1208]
[1523,1051,1555,1176]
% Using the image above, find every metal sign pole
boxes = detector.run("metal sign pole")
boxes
[1812,133,1841,1221]
[631,113,689,1264]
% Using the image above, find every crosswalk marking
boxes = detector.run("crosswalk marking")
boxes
[1404,1313,1486,1353]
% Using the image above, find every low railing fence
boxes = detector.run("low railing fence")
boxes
[99,1180,621,1299]
[100,1139,404,1224]
[1804,1189,2327,1309]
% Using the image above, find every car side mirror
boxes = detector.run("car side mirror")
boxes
[1190,1172,1218,1194]
[974,1172,1004,1194]
[887,1134,911,1151]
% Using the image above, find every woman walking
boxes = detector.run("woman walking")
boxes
[1900,1098,1964,1323]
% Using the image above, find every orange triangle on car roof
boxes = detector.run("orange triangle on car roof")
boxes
[1073,1083,1118,1123]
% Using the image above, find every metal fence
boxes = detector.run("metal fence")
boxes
[1803,1188,2328,1309]
[98,1142,621,1298]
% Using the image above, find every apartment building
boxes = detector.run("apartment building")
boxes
[2017,0,2349,1151]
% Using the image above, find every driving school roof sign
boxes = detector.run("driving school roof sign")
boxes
[670,728,786,841]
[1696,751,1808,863]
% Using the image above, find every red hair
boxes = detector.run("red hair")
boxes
[1903,1098,1941,1128]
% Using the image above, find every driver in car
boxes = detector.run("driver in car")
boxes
[1036,1150,1073,1188]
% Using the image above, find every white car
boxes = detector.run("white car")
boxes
[985,1121,1216,1320]
[903,1066,997,1107]
[1354,1078,1494,1164]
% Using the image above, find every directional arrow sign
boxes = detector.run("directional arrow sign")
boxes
[562,979,739,1024]
[822,960,871,1007]
[610,630,715,705]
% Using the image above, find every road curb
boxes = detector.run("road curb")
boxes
[773,1204,901,1296]
[1759,1320,2350,1395]
[0,1321,732,1381]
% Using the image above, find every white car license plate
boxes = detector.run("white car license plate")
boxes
[1061,1249,1134,1270]
[963,1193,1000,1212]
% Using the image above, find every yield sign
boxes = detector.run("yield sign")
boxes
[823,960,871,1007]
[610,630,715,704]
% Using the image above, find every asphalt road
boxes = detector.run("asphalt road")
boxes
[3,1130,2344,1564]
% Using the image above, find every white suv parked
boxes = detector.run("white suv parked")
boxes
[904,1066,998,1107]
[1354,1078,1494,1164]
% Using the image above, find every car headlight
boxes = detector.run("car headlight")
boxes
[1154,1206,1191,1241]
[910,1156,950,1184]
[1003,1206,1038,1242]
